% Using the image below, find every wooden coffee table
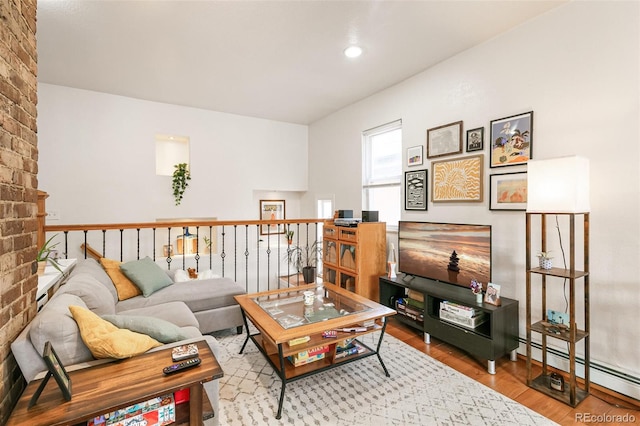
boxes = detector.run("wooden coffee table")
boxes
[234,283,396,419]
[7,340,222,426]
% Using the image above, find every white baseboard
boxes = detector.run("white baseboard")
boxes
[517,340,640,401]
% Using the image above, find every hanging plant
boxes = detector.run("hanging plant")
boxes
[172,163,191,206]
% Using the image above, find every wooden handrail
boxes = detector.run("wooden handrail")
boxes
[80,243,103,260]
[45,218,324,232]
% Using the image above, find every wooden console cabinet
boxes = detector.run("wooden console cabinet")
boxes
[379,274,519,373]
[322,221,386,301]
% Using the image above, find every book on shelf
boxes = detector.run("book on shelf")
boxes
[440,300,477,318]
[439,307,487,329]
[288,336,311,346]
[407,289,424,302]
[335,342,366,359]
[406,297,424,310]
[288,345,330,366]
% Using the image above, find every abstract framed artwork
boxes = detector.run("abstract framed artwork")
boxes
[466,127,484,152]
[405,169,428,210]
[407,145,424,166]
[259,200,285,235]
[489,171,527,211]
[432,154,484,203]
[490,111,533,168]
[427,120,463,159]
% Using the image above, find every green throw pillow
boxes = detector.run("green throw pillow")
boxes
[120,257,173,297]
[101,314,188,344]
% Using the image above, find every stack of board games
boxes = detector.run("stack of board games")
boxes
[287,345,329,367]
[88,394,175,426]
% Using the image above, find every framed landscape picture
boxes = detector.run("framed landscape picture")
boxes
[489,171,527,211]
[405,169,428,210]
[466,127,484,152]
[490,111,533,168]
[260,200,285,235]
[432,154,484,203]
[427,120,463,159]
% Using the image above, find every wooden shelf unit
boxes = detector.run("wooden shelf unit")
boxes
[322,221,386,301]
[525,212,590,407]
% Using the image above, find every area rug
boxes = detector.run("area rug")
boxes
[207,329,557,426]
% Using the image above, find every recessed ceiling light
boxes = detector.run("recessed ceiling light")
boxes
[344,45,363,58]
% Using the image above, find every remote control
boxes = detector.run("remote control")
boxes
[340,327,367,333]
[163,357,201,375]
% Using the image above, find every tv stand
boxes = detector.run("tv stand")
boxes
[379,274,519,374]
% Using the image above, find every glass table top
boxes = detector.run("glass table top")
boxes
[252,286,371,329]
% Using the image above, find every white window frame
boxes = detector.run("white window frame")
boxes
[362,120,402,231]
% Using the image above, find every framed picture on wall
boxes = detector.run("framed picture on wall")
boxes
[490,111,533,168]
[427,120,463,159]
[432,154,484,203]
[259,200,285,235]
[405,169,428,210]
[407,145,424,166]
[489,171,527,211]
[466,127,484,152]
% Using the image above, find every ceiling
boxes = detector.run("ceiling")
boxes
[36,1,567,125]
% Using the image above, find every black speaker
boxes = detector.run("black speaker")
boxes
[362,211,379,222]
[338,210,353,218]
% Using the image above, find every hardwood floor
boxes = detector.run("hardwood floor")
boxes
[386,319,640,425]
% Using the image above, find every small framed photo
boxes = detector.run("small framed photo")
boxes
[407,145,424,166]
[490,111,533,168]
[405,169,428,211]
[489,171,527,211]
[484,282,501,306]
[466,127,484,152]
[260,200,285,235]
[427,120,463,159]
[30,341,72,407]
[162,244,173,257]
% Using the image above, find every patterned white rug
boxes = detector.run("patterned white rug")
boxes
[209,329,557,426]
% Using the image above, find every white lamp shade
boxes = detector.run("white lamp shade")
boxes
[526,156,590,213]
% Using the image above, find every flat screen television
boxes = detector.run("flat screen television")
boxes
[398,221,491,289]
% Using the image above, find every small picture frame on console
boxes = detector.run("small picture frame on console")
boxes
[29,341,72,407]
[484,282,501,306]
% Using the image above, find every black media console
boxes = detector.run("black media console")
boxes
[379,274,519,374]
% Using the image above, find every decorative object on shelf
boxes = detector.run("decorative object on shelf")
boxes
[260,199,285,235]
[490,111,533,168]
[432,154,484,203]
[537,251,553,269]
[489,171,528,211]
[203,236,212,254]
[466,127,484,152]
[470,278,483,303]
[171,163,191,206]
[36,234,63,275]
[484,282,501,306]
[427,120,463,159]
[387,244,397,279]
[549,372,565,392]
[286,241,322,284]
[303,291,315,306]
[176,227,197,255]
[407,145,423,166]
[162,244,173,257]
[405,169,428,210]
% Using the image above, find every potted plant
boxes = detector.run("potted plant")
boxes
[36,234,63,275]
[470,278,483,303]
[172,163,191,206]
[537,251,553,270]
[286,241,322,284]
[284,229,294,245]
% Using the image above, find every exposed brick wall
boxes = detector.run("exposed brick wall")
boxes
[0,0,38,423]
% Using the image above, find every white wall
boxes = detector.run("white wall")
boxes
[37,84,309,224]
[306,1,640,396]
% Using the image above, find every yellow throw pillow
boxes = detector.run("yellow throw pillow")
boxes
[100,258,142,300]
[69,305,161,359]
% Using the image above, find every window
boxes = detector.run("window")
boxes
[362,120,402,229]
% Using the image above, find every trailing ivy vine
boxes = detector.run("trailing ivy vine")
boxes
[172,163,191,205]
